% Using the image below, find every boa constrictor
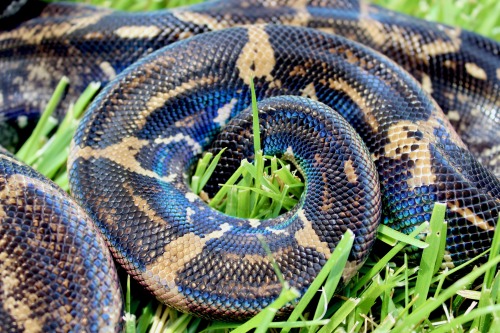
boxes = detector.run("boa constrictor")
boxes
[0,0,499,330]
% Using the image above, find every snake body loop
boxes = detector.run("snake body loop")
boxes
[0,148,122,332]
[1,0,499,174]
[68,24,498,319]
[0,0,499,329]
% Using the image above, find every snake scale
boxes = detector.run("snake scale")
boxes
[0,0,499,330]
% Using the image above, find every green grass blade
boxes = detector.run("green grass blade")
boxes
[124,275,136,333]
[72,81,101,118]
[221,184,297,207]
[392,255,500,333]
[232,287,301,333]
[377,224,429,249]
[257,235,286,287]
[483,216,500,289]
[198,148,226,194]
[200,322,238,332]
[16,76,69,162]
[413,202,447,310]
[191,152,214,193]
[253,150,264,200]
[35,129,74,178]
[309,229,355,332]
[282,229,355,333]
[352,222,429,294]
[225,186,238,216]
[249,77,261,153]
[135,301,155,333]
[271,184,288,218]
[431,305,500,333]
[317,298,360,333]
[471,215,500,331]
[164,313,191,333]
[237,188,251,218]
[355,274,398,325]
[209,164,244,208]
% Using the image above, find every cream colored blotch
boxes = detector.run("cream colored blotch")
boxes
[236,26,276,85]
[465,63,487,80]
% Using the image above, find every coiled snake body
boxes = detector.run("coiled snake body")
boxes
[0,0,499,330]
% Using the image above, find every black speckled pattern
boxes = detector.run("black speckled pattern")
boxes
[0,148,122,331]
[69,25,498,320]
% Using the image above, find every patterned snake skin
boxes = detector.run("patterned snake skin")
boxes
[0,148,122,331]
[1,0,500,329]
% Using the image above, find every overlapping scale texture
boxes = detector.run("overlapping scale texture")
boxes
[69,25,498,320]
[2,0,499,172]
[0,0,498,327]
[0,148,122,332]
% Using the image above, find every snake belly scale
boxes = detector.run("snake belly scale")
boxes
[1,0,500,329]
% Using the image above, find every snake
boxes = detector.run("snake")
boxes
[0,0,499,330]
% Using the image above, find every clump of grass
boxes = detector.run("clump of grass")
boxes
[371,0,500,41]
[189,79,304,219]
[15,76,100,190]
[123,206,498,333]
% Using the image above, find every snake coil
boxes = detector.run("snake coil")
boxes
[1,0,499,330]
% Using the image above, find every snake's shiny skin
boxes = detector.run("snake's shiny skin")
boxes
[0,148,122,331]
[1,0,500,328]
[1,0,499,174]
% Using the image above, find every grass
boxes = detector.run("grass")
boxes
[372,0,500,41]
[190,79,304,219]
[15,0,500,332]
